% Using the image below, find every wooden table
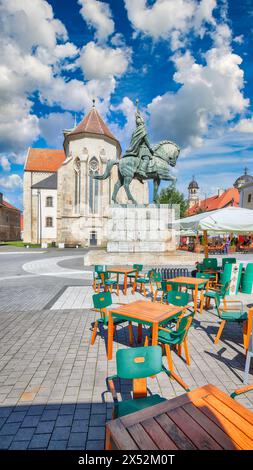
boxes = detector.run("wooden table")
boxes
[167,277,208,313]
[107,300,182,360]
[106,383,253,450]
[107,266,137,295]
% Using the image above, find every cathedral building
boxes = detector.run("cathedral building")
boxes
[23,104,148,247]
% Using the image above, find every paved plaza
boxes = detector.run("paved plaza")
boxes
[0,248,252,449]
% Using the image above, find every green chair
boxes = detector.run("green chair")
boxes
[157,312,194,372]
[100,271,120,296]
[221,258,236,269]
[153,276,179,302]
[92,265,106,292]
[127,264,143,285]
[213,295,249,347]
[204,281,230,311]
[231,384,253,399]
[190,272,211,313]
[132,269,154,297]
[107,346,190,419]
[201,258,218,271]
[91,292,132,345]
[161,290,191,326]
[241,263,253,294]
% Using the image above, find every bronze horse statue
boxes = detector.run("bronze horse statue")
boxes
[94,140,180,205]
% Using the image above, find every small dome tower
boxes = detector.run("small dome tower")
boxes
[188,176,199,208]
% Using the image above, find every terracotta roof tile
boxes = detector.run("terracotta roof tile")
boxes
[1,199,20,212]
[68,107,118,143]
[25,148,65,172]
[187,188,239,216]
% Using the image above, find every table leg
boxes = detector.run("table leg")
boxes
[123,274,127,295]
[194,285,198,313]
[137,323,142,344]
[246,308,253,351]
[107,312,114,360]
[151,322,158,346]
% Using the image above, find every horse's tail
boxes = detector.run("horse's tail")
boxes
[93,160,118,180]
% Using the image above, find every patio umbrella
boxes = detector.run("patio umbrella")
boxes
[177,207,253,257]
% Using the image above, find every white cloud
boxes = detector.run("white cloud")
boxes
[124,0,217,46]
[0,156,11,172]
[111,33,126,47]
[39,112,74,147]
[0,0,67,52]
[110,97,136,150]
[233,34,244,45]
[0,0,70,160]
[39,76,116,115]
[233,117,253,133]
[0,174,23,190]
[78,41,131,80]
[78,0,114,42]
[148,45,248,150]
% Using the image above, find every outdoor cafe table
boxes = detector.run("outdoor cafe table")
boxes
[106,266,137,295]
[106,383,253,450]
[107,300,182,360]
[166,277,209,313]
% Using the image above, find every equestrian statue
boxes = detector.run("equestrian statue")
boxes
[94,100,180,204]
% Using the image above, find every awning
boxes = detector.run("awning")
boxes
[177,207,253,233]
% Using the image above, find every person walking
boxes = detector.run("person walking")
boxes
[224,237,230,254]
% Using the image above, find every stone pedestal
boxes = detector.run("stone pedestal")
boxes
[106,204,179,253]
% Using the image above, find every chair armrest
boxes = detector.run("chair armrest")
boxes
[158,326,173,333]
[162,366,190,392]
[221,300,243,312]
[107,375,119,403]
[230,384,253,398]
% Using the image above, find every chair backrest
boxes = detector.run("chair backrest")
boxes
[133,264,143,271]
[153,272,162,282]
[245,263,253,276]
[203,258,218,270]
[167,290,189,307]
[92,291,112,310]
[147,269,155,280]
[196,272,212,280]
[170,313,193,342]
[222,258,236,269]
[116,346,162,379]
[220,281,230,297]
[95,265,106,273]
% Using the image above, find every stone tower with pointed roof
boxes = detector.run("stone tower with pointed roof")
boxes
[188,176,199,208]
[23,103,148,245]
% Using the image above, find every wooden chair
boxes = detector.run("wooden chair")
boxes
[203,280,230,312]
[127,264,143,286]
[92,264,105,292]
[157,312,194,372]
[101,271,120,296]
[213,297,252,350]
[91,292,133,345]
[132,270,154,297]
[231,384,253,399]
[107,346,190,419]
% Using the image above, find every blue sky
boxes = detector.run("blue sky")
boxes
[1,0,253,209]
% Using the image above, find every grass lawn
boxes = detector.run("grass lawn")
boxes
[0,241,42,248]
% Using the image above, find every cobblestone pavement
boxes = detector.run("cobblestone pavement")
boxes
[0,301,252,450]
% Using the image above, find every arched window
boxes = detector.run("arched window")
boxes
[74,158,81,212]
[89,157,99,213]
[46,196,53,207]
[46,217,53,227]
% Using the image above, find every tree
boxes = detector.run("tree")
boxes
[158,184,188,218]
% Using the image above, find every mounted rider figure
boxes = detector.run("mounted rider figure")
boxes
[123,100,154,182]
